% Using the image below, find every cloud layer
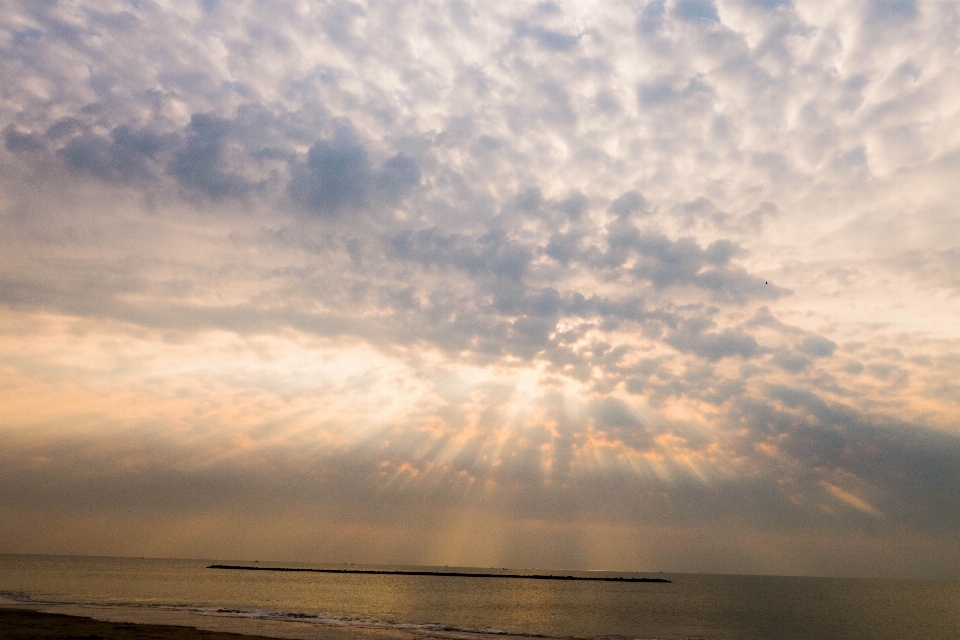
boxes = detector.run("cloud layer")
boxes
[2,0,960,579]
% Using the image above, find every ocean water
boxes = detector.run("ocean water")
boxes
[1,554,959,639]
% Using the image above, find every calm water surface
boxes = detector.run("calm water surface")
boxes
[1,554,958,639]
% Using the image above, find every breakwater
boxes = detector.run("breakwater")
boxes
[208,564,671,583]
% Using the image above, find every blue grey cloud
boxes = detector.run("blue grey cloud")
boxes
[672,0,720,23]
[515,20,582,52]
[289,127,420,215]
[666,319,760,361]
[4,127,46,153]
[61,125,169,183]
[168,113,258,198]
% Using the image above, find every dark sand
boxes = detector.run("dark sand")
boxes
[0,607,527,640]
[0,608,281,639]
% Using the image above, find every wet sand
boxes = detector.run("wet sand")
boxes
[0,608,450,640]
[0,608,283,639]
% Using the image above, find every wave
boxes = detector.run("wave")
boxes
[206,607,516,636]
[0,592,703,640]
[0,591,34,603]
[0,591,524,638]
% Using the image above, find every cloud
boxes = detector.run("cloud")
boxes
[61,125,169,183]
[288,125,420,216]
[608,190,646,218]
[869,0,918,22]
[168,113,258,198]
[515,20,582,52]
[390,227,533,282]
[672,0,720,23]
[666,320,760,361]
[770,348,810,372]
[4,127,46,153]
[289,129,374,213]
[797,335,837,358]
[1,0,960,578]
[598,226,786,302]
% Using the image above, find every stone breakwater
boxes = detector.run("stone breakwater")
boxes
[207,565,672,583]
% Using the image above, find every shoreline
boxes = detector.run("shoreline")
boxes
[0,608,288,640]
[0,605,489,640]
[208,564,672,583]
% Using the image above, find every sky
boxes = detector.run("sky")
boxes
[2,0,960,580]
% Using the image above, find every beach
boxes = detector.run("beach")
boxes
[0,608,277,640]
[0,607,440,640]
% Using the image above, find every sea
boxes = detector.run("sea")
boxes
[1,554,959,640]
